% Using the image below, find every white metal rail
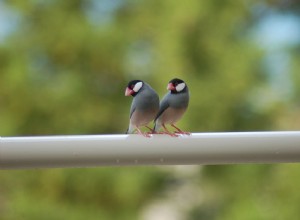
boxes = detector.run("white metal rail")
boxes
[0,131,300,169]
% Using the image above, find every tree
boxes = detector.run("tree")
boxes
[0,0,300,219]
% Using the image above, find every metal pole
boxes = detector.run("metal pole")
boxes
[1,131,300,169]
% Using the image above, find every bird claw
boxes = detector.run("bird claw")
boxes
[134,130,152,138]
[157,131,179,137]
[174,131,191,136]
[169,133,179,137]
[142,132,152,138]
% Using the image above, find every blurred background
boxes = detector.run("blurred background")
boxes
[0,0,300,219]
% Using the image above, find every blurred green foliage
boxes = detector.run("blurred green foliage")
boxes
[0,0,300,219]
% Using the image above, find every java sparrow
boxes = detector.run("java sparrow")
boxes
[125,80,159,137]
[154,78,190,136]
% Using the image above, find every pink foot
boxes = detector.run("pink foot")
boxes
[163,125,179,137]
[171,124,190,136]
[135,128,152,138]
[174,131,191,135]
[160,131,179,137]
[142,132,152,138]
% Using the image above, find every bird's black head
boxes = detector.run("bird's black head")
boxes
[125,80,144,97]
[168,78,187,94]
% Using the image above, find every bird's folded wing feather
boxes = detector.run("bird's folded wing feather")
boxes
[155,98,169,121]
[130,106,136,119]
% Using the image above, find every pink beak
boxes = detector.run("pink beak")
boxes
[167,83,176,91]
[125,87,134,96]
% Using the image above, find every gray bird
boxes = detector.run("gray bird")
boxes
[154,78,190,136]
[125,80,159,137]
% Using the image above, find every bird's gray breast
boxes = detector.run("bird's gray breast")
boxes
[168,92,189,108]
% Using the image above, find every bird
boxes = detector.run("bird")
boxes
[125,80,159,137]
[154,78,190,136]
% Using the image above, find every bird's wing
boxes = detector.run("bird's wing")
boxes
[126,103,136,134]
[129,106,136,119]
[154,96,169,121]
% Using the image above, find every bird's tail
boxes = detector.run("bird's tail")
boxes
[153,120,161,133]
[126,124,134,134]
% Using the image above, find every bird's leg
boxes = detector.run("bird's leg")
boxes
[145,126,156,134]
[171,124,191,135]
[162,124,179,137]
[135,127,151,138]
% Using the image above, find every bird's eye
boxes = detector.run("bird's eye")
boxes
[130,85,134,89]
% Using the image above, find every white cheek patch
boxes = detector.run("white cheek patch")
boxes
[133,81,143,92]
[176,82,185,92]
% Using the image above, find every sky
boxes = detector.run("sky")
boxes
[0,2,19,41]
[254,12,300,50]
[252,10,300,100]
